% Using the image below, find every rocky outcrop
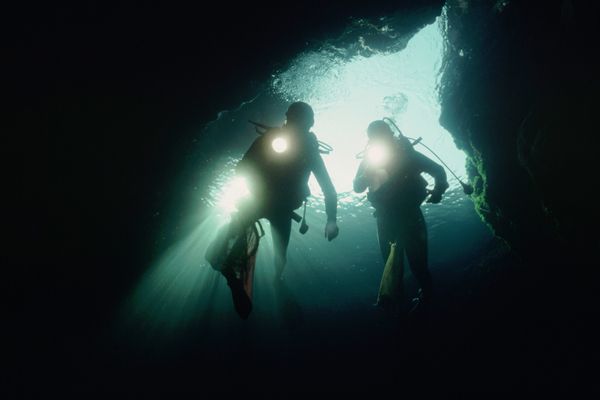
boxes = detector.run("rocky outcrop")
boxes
[439,0,599,264]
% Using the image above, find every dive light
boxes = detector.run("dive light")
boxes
[271,137,288,153]
[248,120,333,155]
[365,142,390,167]
[219,176,251,213]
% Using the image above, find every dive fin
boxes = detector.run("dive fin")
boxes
[376,242,404,311]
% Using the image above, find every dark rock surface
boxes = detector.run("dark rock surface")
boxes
[439,0,599,264]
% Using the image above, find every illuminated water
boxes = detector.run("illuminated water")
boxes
[118,17,492,351]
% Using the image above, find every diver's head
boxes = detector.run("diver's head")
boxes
[367,120,394,140]
[285,102,315,132]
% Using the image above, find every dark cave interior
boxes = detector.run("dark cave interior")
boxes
[10,0,600,393]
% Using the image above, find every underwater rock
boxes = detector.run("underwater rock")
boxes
[439,0,599,265]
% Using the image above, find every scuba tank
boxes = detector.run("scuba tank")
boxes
[382,117,473,195]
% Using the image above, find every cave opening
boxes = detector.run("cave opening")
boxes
[271,17,466,196]
[209,16,466,214]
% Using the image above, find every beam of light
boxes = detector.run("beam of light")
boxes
[117,160,315,340]
[272,17,465,197]
[117,215,230,339]
[116,177,379,341]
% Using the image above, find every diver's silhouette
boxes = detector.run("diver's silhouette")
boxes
[238,102,339,278]
[207,102,339,317]
[353,120,449,316]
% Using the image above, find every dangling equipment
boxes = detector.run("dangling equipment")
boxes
[290,200,309,235]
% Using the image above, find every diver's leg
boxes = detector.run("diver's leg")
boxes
[206,209,254,270]
[270,214,292,282]
[405,209,432,305]
[376,215,394,261]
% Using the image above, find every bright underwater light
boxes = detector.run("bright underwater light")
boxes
[218,176,250,213]
[365,143,390,167]
[271,137,288,153]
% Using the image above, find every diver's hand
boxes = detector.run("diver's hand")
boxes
[324,221,339,241]
[427,191,443,204]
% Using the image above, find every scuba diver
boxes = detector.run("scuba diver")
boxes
[207,101,339,318]
[353,120,449,316]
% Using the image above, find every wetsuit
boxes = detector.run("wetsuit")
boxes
[235,126,337,277]
[353,136,448,305]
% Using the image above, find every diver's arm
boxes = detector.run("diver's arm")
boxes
[415,151,449,200]
[312,153,338,222]
[353,161,368,193]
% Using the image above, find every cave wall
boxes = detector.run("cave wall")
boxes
[439,0,599,264]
